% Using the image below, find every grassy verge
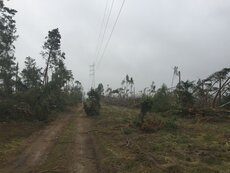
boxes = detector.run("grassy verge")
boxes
[0,109,67,169]
[94,105,230,173]
[0,122,45,168]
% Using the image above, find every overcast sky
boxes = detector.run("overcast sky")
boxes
[6,0,230,91]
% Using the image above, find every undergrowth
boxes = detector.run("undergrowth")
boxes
[94,105,230,173]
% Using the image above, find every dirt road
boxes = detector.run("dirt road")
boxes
[0,107,99,173]
[70,109,99,173]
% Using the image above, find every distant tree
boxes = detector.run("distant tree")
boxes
[124,75,129,97]
[112,88,124,98]
[130,77,134,96]
[193,79,207,107]
[175,80,195,108]
[105,85,112,97]
[121,74,135,97]
[136,96,153,127]
[51,58,73,89]
[41,28,65,85]
[205,68,230,107]
[96,83,104,96]
[21,56,42,89]
[0,1,18,95]
[193,68,230,108]
[152,84,173,112]
[150,81,156,95]
[69,80,82,94]
[74,80,83,90]
[68,80,83,104]
[126,74,129,85]
[84,89,101,116]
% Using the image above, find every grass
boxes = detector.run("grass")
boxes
[0,121,44,168]
[94,105,230,173]
[0,109,67,170]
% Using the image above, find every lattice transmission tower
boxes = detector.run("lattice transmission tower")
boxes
[89,63,95,89]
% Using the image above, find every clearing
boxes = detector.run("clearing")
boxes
[94,105,230,173]
[0,105,229,173]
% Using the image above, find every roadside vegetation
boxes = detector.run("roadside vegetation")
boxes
[94,105,230,173]
[91,71,230,173]
[0,1,83,122]
[0,121,45,168]
[0,2,83,169]
[84,86,102,116]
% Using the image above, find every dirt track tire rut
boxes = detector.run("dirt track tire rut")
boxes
[0,107,99,173]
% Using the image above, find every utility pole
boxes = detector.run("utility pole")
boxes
[89,63,95,89]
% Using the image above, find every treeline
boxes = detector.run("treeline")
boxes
[143,67,230,113]
[101,68,230,111]
[92,69,229,127]
[0,1,83,121]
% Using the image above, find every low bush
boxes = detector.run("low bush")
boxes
[134,96,153,127]
[140,116,177,133]
[84,89,101,116]
[0,85,82,121]
[151,84,176,112]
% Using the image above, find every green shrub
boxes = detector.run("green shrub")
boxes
[175,80,195,109]
[0,99,16,121]
[0,99,31,121]
[164,118,178,129]
[151,84,175,112]
[84,89,101,116]
[135,96,153,127]
[140,118,164,133]
[136,85,177,128]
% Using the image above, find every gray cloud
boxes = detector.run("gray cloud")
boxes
[6,0,230,91]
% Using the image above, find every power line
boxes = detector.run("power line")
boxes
[95,0,115,63]
[93,0,109,61]
[90,0,111,90]
[97,0,126,68]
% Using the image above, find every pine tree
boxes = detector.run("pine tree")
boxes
[21,56,42,89]
[0,0,18,95]
[51,58,73,89]
[41,28,64,85]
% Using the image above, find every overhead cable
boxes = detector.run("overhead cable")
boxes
[95,0,115,63]
[97,0,126,68]
[93,0,109,61]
